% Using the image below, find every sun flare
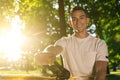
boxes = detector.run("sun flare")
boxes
[0,16,25,61]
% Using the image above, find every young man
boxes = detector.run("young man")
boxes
[35,6,109,80]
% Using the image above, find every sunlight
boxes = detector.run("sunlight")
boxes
[0,15,25,61]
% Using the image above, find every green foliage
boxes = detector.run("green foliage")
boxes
[0,0,120,72]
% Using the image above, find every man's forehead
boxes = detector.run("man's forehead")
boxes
[71,10,86,16]
[72,15,86,19]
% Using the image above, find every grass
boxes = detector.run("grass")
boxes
[0,70,55,80]
[0,70,120,80]
[107,70,120,80]
[0,70,40,74]
[110,70,120,75]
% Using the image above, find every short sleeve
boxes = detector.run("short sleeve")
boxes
[96,40,109,62]
[54,37,67,48]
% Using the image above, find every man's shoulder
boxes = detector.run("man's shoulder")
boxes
[59,35,73,40]
[89,35,105,43]
[89,35,101,40]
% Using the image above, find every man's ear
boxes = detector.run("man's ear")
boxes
[69,21,73,27]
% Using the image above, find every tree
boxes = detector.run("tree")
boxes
[0,0,119,73]
[58,0,67,37]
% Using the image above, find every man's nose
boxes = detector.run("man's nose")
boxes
[76,19,81,24]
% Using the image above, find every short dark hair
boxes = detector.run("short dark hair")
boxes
[70,6,88,17]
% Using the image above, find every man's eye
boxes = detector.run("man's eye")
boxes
[79,17,84,19]
[72,18,77,21]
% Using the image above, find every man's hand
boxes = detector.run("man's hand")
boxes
[34,52,56,66]
[34,45,63,66]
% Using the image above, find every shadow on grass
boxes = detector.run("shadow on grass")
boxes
[107,74,120,80]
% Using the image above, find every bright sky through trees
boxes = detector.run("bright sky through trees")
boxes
[0,16,25,61]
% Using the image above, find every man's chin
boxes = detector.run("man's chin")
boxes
[74,29,83,33]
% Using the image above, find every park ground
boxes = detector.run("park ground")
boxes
[107,70,120,80]
[0,70,119,80]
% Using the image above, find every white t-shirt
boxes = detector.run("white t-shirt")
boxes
[55,34,108,80]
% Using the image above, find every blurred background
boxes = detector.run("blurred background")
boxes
[0,0,119,79]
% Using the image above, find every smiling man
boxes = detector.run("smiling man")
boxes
[35,6,109,80]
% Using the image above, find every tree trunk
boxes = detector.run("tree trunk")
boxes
[58,0,66,37]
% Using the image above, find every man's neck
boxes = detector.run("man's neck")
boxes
[75,32,89,39]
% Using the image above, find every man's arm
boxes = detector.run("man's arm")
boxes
[34,45,63,66]
[44,45,63,55]
[95,61,108,80]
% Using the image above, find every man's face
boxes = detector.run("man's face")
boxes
[71,10,89,33]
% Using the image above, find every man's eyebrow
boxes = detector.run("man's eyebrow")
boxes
[72,15,86,18]
[79,15,86,17]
